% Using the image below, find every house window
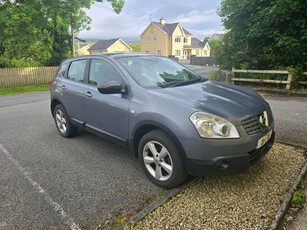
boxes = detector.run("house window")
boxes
[183,37,188,43]
[148,36,150,43]
[157,50,161,55]
[175,50,181,57]
[204,50,208,56]
[196,50,199,56]
[153,36,156,42]
[175,36,181,43]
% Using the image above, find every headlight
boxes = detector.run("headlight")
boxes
[190,112,240,139]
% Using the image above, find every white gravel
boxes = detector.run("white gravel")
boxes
[136,143,305,229]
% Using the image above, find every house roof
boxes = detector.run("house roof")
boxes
[184,37,207,49]
[88,38,132,52]
[209,33,225,40]
[182,28,192,35]
[74,43,91,52]
[88,39,120,51]
[151,22,192,35]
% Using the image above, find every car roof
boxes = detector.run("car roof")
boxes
[61,52,160,64]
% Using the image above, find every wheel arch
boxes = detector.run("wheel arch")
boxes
[51,98,62,117]
[129,121,187,161]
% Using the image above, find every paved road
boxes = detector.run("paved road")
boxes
[0,92,162,229]
[265,95,307,145]
[1,90,306,229]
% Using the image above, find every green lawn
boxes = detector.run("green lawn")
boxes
[0,84,50,95]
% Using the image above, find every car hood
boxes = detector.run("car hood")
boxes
[149,81,268,124]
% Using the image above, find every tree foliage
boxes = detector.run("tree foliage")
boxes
[218,0,307,70]
[203,36,209,43]
[0,0,125,67]
[0,0,53,67]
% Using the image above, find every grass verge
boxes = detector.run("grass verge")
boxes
[0,84,50,96]
[291,179,306,209]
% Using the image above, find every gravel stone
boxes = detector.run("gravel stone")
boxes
[136,143,305,229]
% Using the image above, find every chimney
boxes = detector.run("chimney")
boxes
[160,17,165,25]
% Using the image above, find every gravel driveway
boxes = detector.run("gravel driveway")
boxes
[136,143,305,229]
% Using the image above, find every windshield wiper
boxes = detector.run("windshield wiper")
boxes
[166,77,206,88]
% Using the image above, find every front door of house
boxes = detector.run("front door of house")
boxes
[183,50,187,60]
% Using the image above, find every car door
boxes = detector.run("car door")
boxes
[60,59,87,123]
[83,58,130,141]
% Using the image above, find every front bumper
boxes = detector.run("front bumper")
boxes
[185,131,275,176]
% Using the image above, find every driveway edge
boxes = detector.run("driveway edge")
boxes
[268,142,307,230]
[125,181,193,227]
[125,187,181,227]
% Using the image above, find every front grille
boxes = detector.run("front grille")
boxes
[241,108,273,135]
[241,116,260,135]
[266,108,273,124]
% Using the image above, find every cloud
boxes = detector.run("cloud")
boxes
[175,9,218,24]
[79,3,151,39]
[78,0,223,41]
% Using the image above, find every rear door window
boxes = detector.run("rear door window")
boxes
[67,60,87,82]
[57,61,69,78]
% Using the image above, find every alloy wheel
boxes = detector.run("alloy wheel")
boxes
[143,141,173,181]
[55,109,67,134]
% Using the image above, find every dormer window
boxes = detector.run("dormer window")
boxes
[175,36,181,43]
[183,37,188,43]
[153,36,156,42]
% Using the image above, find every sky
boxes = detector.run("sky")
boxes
[79,0,224,42]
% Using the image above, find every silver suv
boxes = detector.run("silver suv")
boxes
[50,53,275,189]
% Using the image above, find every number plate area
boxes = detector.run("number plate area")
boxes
[257,130,272,149]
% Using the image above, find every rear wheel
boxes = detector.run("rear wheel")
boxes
[54,104,78,138]
[138,130,188,189]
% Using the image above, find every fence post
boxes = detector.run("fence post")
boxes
[231,67,235,84]
[286,73,292,91]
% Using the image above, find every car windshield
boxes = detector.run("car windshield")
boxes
[116,56,203,88]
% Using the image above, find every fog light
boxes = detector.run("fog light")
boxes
[215,160,228,170]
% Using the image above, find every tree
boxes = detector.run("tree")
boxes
[0,0,53,67]
[208,38,224,66]
[42,0,125,62]
[0,0,125,67]
[218,0,307,69]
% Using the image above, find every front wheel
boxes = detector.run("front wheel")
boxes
[138,130,188,189]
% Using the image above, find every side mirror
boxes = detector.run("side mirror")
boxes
[97,81,126,94]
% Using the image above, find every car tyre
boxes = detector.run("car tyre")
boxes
[138,130,188,189]
[54,104,78,138]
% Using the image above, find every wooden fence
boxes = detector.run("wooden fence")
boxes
[232,68,307,90]
[0,66,58,88]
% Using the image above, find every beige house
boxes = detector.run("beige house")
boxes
[75,43,92,56]
[141,17,211,60]
[88,38,133,54]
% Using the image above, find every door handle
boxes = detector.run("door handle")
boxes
[60,85,66,90]
[85,91,92,98]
